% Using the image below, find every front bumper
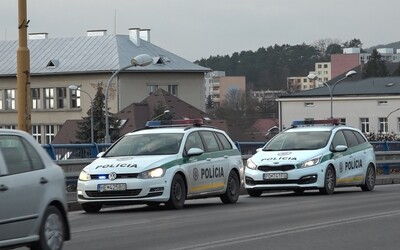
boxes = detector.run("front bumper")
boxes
[245,166,326,191]
[77,175,173,205]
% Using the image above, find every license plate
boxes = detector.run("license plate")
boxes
[98,183,127,192]
[263,173,288,180]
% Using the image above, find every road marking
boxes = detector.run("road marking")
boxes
[171,210,400,250]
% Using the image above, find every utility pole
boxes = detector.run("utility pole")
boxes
[17,0,31,133]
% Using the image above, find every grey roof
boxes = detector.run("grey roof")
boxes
[281,77,400,98]
[0,35,209,76]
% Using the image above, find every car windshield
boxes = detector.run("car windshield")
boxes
[263,131,331,151]
[104,133,184,157]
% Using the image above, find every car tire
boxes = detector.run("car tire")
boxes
[81,203,103,213]
[31,206,65,250]
[247,189,263,197]
[319,166,336,195]
[165,174,186,209]
[220,171,240,204]
[361,164,376,191]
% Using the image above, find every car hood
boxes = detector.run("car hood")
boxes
[83,155,179,174]
[251,149,324,165]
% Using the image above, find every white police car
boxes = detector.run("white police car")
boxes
[77,119,244,212]
[245,119,376,196]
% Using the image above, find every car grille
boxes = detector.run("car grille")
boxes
[90,173,139,180]
[86,189,142,197]
[257,165,295,172]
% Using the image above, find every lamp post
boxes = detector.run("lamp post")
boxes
[308,70,357,118]
[105,54,153,143]
[69,85,94,143]
[151,110,170,121]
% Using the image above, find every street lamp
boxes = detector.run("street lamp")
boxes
[104,54,153,143]
[69,85,94,143]
[151,110,170,121]
[307,70,357,118]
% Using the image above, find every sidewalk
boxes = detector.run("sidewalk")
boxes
[67,174,400,211]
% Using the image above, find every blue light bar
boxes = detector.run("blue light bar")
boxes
[145,119,203,127]
[291,119,339,127]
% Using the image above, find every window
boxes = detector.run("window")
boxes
[318,64,322,68]
[378,100,388,106]
[0,135,43,174]
[338,118,346,125]
[31,88,42,109]
[324,64,328,68]
[70,88,81,108]
[32,125,42,144]
[215,132,232,150]
[0,90,3,109]
[200,131,220,152]
[44,125,57,144]
[360,118,370,133]
[44,88,55,109]
[343,130,360,148]
[304,102,314,107]
[331,131,347,149]
[57,87,67,109]
[185,132,204,152]
[168,85,178,96]
[1,125,16,129]
[5,89,16,110]
[148,85,158,94]
[379,117,388,133]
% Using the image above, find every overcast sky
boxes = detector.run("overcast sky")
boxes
[1,0,399,61]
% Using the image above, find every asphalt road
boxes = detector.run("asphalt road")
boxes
[59,184,400,250]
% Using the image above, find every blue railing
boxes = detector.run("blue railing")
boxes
[42,141,400,161]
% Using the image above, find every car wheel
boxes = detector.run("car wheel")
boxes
[247,189,263,197]
[31,206,65,250]
[220,171,240,204]
[319,166,336,195]
[165,174,186,209]
[81,203,103,213]
[361,164,376,191]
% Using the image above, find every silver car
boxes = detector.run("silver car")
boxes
[0,129,70,250]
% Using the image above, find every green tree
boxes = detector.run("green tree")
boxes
[152,103,173,120]
[205,95,214,110]
[392,62,400,76]
[76,85,121,143]
[363,49,388,78]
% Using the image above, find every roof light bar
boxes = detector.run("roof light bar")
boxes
[146,119,203,127]
[291,119,340,127]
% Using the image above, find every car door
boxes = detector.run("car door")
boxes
[342,129,367,184]
[0,135,45,241]
[184,131,213,196]
[198,131,229,193]
[330,130,353,186]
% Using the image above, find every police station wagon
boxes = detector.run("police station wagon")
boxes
[245,120,376,196]
[77,119,244,212]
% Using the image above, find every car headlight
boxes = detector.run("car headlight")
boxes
[79,170,91,181]
[297,155,322,168]
[246,158,258,170]
[138,167,165,179]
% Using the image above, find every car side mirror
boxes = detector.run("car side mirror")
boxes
[333,145,347,152]
[187,148,204,157]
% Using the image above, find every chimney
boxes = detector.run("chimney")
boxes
[139,29,150,42]
[129,28,140,46]
[87,30,107,37]
[28,32,48,40]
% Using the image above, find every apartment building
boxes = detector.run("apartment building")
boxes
[0,29,209,143]
[205,71,246,106]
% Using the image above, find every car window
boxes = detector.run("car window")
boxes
[331,130,347,149]
[343,130,360,148]
[200,131,220,152]
[185,132,204,152]
[353,130,367,144]
[0,135,42,175]
[215,132,233,150]
[105,133,183,156]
